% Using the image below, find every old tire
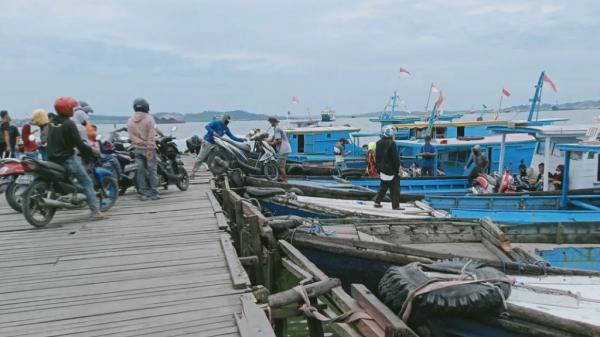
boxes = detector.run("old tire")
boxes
[22,180,56,228]
[207,151,229,176]
[6,181,27,213]
[98,176,119,212]
[378,260,511,323]
[176,170,190,191]
[263,161,279,181]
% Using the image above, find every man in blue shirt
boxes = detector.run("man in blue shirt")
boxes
[419,135,437,176]
[191,114,244,177]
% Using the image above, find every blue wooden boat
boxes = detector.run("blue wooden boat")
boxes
[427,194,600,210]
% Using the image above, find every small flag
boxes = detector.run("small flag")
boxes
[434,92,444,109]
[430,83,440,94]
[399,67,411,76]
[543,73,557,93]
[502,88,511,97]
[292,96,300,104]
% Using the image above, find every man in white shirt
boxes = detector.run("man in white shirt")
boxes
[267,117,291,183]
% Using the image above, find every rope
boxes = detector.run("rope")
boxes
[291,285,373,323]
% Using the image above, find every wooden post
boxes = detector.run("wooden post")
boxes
[307,297,325,337]
[268,278,340,308]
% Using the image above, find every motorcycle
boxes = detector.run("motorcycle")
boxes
[19,157,118,228]
[156,127,189,191]
[206,130,279,180]
[101,140,138,195]
[0,158,28,212]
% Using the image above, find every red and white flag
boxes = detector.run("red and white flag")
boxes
[430,83,440,94]
[399,67,411,77]
[543,73,557,93]
[434,92,444,109]
[292,96,300,104]
[502,88,511,97]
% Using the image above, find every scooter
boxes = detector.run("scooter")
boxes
[0,158,27,212]
[101,140,138,195]
[156,127,189,191]
[207,131,279,180]
[19,156,118,228]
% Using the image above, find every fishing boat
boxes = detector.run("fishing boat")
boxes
[320,107,335,122]
[443,143,600,224]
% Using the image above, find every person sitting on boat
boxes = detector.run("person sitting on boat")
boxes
[534,162,545,190]
[191,114,244,178]
[334,138,348,170]
[551,164,564,189]
[374,126,402,210]
[419,135,437,177]
[267,117,291,183]
[366,141,378,178]
[465,145,489,183]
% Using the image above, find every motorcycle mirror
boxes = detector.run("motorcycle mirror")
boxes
[28,135,36,142]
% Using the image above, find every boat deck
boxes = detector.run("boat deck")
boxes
[0,161,264,336]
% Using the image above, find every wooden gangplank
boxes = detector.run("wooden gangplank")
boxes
[0,160,270,337]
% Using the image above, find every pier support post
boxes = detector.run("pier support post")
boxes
[543,137,551,191]
[498,133,506,173]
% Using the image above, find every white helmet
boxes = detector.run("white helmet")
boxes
[382,126,395,138]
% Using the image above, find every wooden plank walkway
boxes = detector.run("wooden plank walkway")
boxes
[0,160,252,337]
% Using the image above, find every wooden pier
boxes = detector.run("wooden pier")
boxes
[0,161,273,336]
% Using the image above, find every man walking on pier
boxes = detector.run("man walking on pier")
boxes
[191,114,245,178]
[267,117,291,183]
[128,98,160,201]
[374,126,402,210]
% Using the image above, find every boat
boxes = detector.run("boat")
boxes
[320,107,335,122]
[155,115,185,124]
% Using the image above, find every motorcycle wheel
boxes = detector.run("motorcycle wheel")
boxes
[176,170,190,191]
[207,151,229,176]
[98,176,119,211]
[263,161,279,181]
[22,180,56,228]
[6,180,27,213]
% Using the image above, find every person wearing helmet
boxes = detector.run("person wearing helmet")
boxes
[191,114,245,178]
[374,126,402,210]
[72,100,97,146]
[464,144,489,183]
[47,96,105,220]
[30,108,50,160]
[127,98,159,201]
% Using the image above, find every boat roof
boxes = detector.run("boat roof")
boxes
[390,118,567,130]
[557,142,600,153]
[489,123,592,138]
[285,125,360,134]
[396,133,535,147]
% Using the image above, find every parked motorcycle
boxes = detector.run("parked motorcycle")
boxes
[0,158,27,212]
[156,127,189,191]
[101,140,138,195]
[207,130,279,180]
[19,157,118,228]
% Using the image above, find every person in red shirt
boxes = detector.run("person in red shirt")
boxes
[21,123,38,159]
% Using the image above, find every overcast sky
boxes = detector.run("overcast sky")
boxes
[1,0,599,117]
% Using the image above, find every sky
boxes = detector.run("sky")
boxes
[1,0,599,118]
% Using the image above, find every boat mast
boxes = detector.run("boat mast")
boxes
[424,82,434,114]
[390,91,398,114]
[426,94,440,138]
[528,71,546,121]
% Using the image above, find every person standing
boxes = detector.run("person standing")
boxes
[30,109,50,160]
[21,122,38,159]
[127,98,159,201]
[465,145,489,183]
[419,135,437,176]
[0,110,20,158]
[267,117,291,183]
[374,126,402,210]
[47,97,105,220]
[334,138,348,170]
[191,114,245,178]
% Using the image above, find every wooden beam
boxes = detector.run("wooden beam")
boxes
[351,284,418,337]
[220,234,251,290]
[268,278,340,308]
[281,258,314,285]
[235,294,277,337]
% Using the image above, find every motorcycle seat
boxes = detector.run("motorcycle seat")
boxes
[37,160,67,174]
[224,138,251,152]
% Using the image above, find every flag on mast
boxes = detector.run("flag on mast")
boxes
[434,92,444,109]
[502,88,511,97]
[543,73,557,93]
[292,96,300,104]
[399,67,411,77]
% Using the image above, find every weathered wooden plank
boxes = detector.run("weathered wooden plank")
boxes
[235,294,276,337]
[221,234,251,290]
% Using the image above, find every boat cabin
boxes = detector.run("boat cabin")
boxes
[284,125,363,166]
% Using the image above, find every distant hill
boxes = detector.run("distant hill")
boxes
[90,110,281,125]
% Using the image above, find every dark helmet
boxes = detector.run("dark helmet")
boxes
[54,97,79,117]
[133,98,150,113]
[78,100,94,114]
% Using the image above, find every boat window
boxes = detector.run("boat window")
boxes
[570,151,583,160]
[535,142,545,155]
[551,143,564,158]
[327,133,331,138]
[435,127,446,138]
[588,152,596,160]
[457,126,465,137]
[458,150,469,162]
[297,134,304,153]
